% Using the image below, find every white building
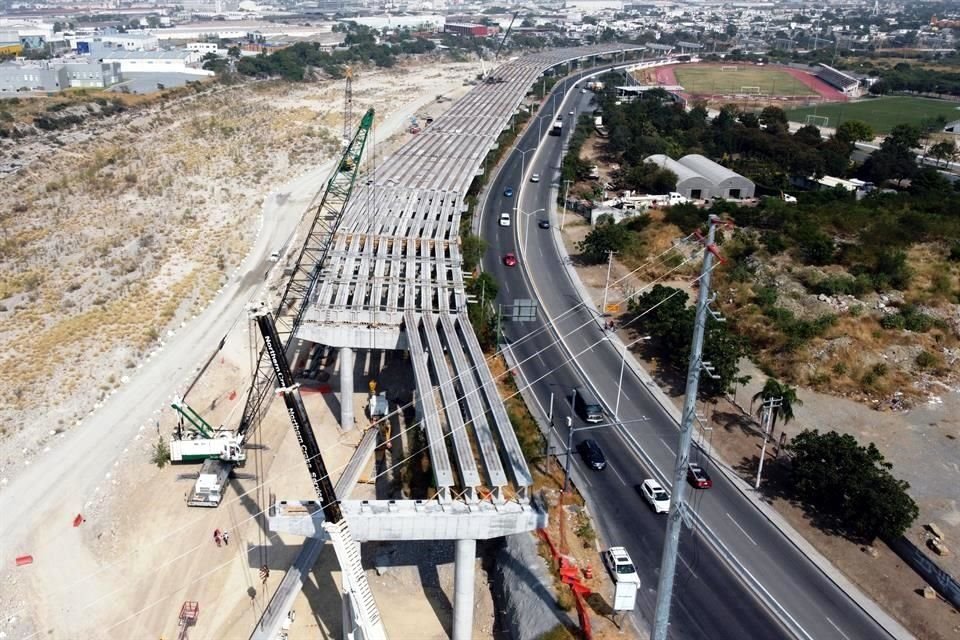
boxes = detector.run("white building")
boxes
[61,61,122,88]
[187,41,220,54]
[99,32,160,51]
[96,49,207,75]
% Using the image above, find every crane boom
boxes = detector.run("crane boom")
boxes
[171,397,214,438]
[237,108,375,441]
[254,308,387,639]
[184,109,375,509]
[494,12,518,60]
[255,310,342,523]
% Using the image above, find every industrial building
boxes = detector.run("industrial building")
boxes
[645,154,715,200]
[61,61,123,88]
[95,49,206,75]
[444,23,491,37]
[0,59,122,91]
[644,153,755,200]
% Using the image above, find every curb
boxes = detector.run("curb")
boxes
[545,150,915,640]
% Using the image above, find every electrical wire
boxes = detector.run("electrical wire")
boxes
[11,187,716,629]
[11,233,695,623]
[13,252,717,637]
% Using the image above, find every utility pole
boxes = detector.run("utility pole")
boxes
[755,397,782,489]
[652,216,725,640]
[601,250,616,315]
[563,415,574,493]
[560,179,573,230]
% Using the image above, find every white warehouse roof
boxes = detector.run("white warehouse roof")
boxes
[677,154,743,185]
[646,154,704,184]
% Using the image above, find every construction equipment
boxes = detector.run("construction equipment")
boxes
[177,601,199,640]
[169,397,245,464]
[343,65,353,144]
[494,12,518,61]
[185,109,375,508]
[254,310,387,640]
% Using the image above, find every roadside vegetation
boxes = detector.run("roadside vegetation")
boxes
[567,78,959,406]
[777,429,919,541]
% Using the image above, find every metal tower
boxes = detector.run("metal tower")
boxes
[343,65,354,144]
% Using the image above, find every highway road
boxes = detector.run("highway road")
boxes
[480,71,896,640]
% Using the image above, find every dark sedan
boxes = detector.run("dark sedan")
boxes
[577,438,607,471]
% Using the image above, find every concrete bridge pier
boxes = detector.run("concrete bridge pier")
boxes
[340,346,355,430]
[452,538,477,640]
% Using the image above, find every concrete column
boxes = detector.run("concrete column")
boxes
[340,347,354,430]
[452,538,476,640]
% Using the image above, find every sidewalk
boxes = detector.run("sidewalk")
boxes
[546,210,914,639]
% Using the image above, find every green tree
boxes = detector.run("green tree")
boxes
[785,429,919,541]
[629,285,747,397]
[620,163,677,193]
[793,124,822,147]
[577,219,631,264]
[929,140,956,167]
[759,106,788,127]
[461,234,487,272]
[834,119,874,145]
[751,377,802,430]
[466,271,498,304]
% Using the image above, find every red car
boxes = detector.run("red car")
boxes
[503,252,518,267]
[687,463,713,489]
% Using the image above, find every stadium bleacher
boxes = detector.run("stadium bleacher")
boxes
[816,64,860,95]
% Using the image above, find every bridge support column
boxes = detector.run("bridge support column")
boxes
[452,538,476,640]
[340,347,355,430]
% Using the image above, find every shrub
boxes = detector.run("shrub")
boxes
[800,233,836,266]
[915,350,939,369]
[151,436,170,468]
[950,242,960,262]
[763,232,787,255]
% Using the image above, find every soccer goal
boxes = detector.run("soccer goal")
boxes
[721,65,739,71]
[805,114,830,128]
[740,86,762,95]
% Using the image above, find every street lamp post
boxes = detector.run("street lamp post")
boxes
[516,206,545,256]
[614,336,651,421]
[556,417,651,494]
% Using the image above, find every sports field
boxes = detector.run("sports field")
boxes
[787,96,960,134]
[672,65,817,96]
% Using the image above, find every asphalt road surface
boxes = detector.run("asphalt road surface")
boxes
[480,71,894,640]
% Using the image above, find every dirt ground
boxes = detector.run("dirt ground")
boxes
[560,211,960,640]
[0,59,503,640]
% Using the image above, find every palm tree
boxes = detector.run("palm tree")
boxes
[752,378,802,432]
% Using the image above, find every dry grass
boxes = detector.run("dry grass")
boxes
[0,62,477,441]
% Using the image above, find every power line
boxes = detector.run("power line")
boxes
[653,215,728,640]
[16,250,719,637]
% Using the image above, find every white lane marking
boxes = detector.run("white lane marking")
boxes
[679,553,699,579]
[825,618,851,640]
[659,437,675,454]
[607,461,627,486]
[726,512,759,546]
[539,246,544,258]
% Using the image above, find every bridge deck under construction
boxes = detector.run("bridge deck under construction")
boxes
[297,44,643,505]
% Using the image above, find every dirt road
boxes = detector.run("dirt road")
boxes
[0,67,474,638]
